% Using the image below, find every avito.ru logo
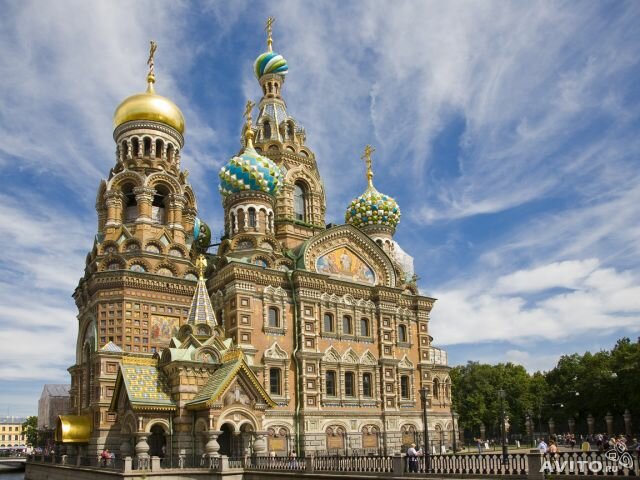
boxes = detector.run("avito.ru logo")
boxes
[540,444,634,474]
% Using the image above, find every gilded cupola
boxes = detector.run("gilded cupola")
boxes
[113,41,185,135]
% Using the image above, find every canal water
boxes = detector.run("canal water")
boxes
[0,472,23,480]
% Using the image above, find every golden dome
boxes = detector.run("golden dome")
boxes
[113,76,185,134]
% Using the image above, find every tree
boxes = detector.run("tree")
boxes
[22,416,38,446]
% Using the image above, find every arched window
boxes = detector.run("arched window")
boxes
[342,315,352,335]
[323,313,334,333]
[293,183,306,221]
[344,372,355,397]
[362,373,372,398]
[121,141,129,160]
[131,137,140,157]
[122,183,137,223]
[398,324,407,343]
[268,307,279,328]
[433,378,440,399]
[360,318,370,337]
[264,121,272,140]
[286,122,294,138]
[155,139,164,158]
[248,208,257,228]
[326,370,337,396]
[143,137,152,157]
[269,368,281,396]
[152,186,168,224]
[401,375,410,399]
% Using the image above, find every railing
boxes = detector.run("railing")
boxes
[228,456,246,469]
[314,455,393,473]
[248,456,306,471]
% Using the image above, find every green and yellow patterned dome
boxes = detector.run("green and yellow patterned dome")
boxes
[345,145,401,231]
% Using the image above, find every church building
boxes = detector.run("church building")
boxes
[62,21,453,461]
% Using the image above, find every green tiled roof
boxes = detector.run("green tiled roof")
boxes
[119,360,175,410]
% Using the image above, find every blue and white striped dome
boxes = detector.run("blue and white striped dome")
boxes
[219,145,284,197]
[254,51,289,79]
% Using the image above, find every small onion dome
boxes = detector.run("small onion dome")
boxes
[113,79,185,134]
[193,217,211,251]
[254,51,288,79]
[345,186,401,230]
[219,144,284,197]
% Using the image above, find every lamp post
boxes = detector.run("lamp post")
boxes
[451,411,459,454]
[498,389,508,465]
[420,387,431,469]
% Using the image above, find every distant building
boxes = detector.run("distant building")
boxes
[38,384,71,447]
[0,418,27,448]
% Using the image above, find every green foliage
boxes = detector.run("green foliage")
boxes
[22,416,38,446]
[451,337,640,439]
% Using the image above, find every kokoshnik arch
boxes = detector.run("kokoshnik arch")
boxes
[63,20,454,460]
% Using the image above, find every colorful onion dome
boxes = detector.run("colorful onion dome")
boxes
[254,51,288,79]
[219,143,284,197]
[345,186,401,230]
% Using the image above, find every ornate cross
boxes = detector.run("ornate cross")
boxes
[266,17,275,52]
[361,144,376,186]
[147,40,157,77]
[243,100,255,121]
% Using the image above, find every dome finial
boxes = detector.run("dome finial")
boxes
[361,144,376,188]
[146,40,158,93]
[196,254,207,280]
[265,16,275,52]
[243,100,256,149]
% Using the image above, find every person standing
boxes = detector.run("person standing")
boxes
[537,439,548,454]
[407,443,422,472]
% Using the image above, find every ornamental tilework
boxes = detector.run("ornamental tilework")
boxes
[121,363,174,407]
[186,276,217,326]
[219,147,284,197]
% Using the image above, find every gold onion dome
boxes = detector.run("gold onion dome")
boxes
[113,41,185,134]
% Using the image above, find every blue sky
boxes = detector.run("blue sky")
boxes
[0,0,639,417]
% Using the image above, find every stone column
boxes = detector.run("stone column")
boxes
[168,194,186,242]
[605,412,614,436]
[479,423,486,441]
[587,414,594,435]
[568,418,575,435]
[253,432,268,456]
[105,191,124,227]
[205,430,222,459]
[548,418,555,436]
[623,409,632,436]
[134,187,155,224]
[135,432,150,469]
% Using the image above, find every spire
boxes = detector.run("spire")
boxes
[361,144,376,189]
[146,40,157,93]
[266,16,275,52]
[186,255,217,326]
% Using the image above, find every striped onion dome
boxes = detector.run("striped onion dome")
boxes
[254,51,288,79]
[218,144,284,197]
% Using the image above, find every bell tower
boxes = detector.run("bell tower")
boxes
[249,18,326,248]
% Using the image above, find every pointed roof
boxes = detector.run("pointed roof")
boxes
[110,357,175,412]
[100,341,123,353]
[186,256,217,327]
[187,349,275,409]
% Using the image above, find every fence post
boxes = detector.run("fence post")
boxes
[218,455,229,472]
[306,453,315,473]
[393,453,405,475]
[526,449,544,480]
[151,456,161,471]
[124,456,132,472]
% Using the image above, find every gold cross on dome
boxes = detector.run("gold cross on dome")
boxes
[196,254,207,280]
[361,144,376,186]
[265,17,275,52]
[243,100,255,121]
[147,40,157,75]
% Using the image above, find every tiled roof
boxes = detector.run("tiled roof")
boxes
[41,384,70,397]
[100,341,123,352]
[119,359,175,409]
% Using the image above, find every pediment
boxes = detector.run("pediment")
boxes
[265,342,288,360]
[301,225,396,287]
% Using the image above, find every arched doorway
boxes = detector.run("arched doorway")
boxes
[148,424,167,457]
[218,423,234,457]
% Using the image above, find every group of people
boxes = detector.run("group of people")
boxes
[100,448,114,466]
[536,433,640,455]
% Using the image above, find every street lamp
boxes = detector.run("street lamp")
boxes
[497,389,508,465]
[451,411,459,454]
[419,387,431,469]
